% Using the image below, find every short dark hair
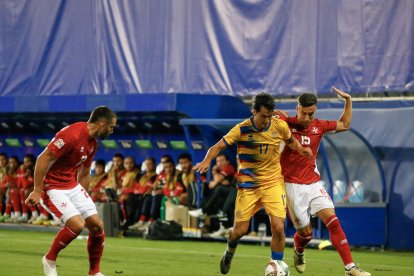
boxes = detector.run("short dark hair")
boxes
[10,155,19,163]
[0,152,7,159]
[252,92,275,112]
[145,157,156,165]
[95,159,106,167]
[113,153,124,160]
[178,153,192,162]
[298,93,317,107]
[88,106,117,123]
[24,154,36,163]
[163,159,175,169]
[161,154,173,163]
[217,153,229,161]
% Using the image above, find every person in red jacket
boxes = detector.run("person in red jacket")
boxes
[128,157,157,231]
[17,154,36,223]
[0,156,20,223]
[119,156,140,227]
[0,152,8,219]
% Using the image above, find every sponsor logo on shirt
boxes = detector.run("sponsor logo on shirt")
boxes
[75,155,88,166]
[54,139,65,149]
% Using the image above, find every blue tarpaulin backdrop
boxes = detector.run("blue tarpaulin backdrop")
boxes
[1,0,413,96]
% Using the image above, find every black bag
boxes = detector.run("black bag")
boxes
[146,219,183,240]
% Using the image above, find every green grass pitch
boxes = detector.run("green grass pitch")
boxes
[0,229,413,275]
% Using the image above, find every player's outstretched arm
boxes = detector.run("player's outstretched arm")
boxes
[332,86,352,132]
[286,136,313,159]
[25,149,57,206]
[193,139,227,174]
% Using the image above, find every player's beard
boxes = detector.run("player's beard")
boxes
[100,131,111,140]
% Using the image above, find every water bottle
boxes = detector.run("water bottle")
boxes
[172,196,180,205]
[160,196,169,221]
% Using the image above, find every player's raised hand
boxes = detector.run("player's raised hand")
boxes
[331,86,351,100]
[25,190,42,207]
[193,161,210,174]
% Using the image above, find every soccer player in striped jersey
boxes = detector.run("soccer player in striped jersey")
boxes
[194,92,312,274]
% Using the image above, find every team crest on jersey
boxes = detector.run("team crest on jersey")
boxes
[271,132,277,138]
[312,127,319,133]
[292,128,297,133]
[248,134,254,141]
[80,146,84,153]
[54,139,65,149]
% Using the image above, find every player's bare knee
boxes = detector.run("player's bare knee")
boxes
[86,216,104,234]
[232,224,249,238]
[270,220,284,235]
[89,221,104,234]
[66,220,85,234]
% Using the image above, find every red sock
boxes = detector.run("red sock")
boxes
[38,205,49,217]
[325,215,353,265]
[20,189,28,214]
[88,231,105,274]
[29,205,37,213]
[10,189,21,213]
[46,227,79,261]
[5,203,12,215]
[139,215,146,221]
[294,232,312,254]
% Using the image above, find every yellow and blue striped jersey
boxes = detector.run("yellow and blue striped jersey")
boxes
[223,117,291,188]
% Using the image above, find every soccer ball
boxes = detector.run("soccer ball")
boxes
[264,260,290,276]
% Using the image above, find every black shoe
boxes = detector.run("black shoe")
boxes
[220,250,234,274]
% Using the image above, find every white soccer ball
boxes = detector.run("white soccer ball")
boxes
[264,260,290,276]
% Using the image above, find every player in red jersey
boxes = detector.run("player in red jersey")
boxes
[278,87,370,276]
[25,106,117,276]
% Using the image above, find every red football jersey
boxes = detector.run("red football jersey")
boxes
[44,122,97,191]
[279,116,337,184]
